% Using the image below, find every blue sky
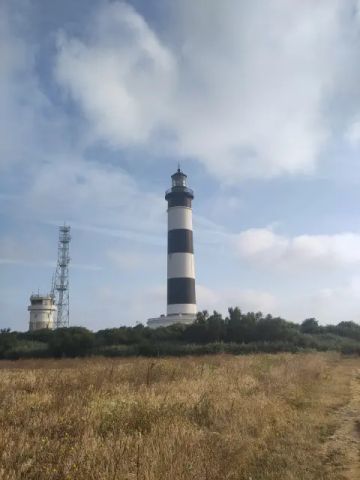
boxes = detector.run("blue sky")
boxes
[2,0,360,330]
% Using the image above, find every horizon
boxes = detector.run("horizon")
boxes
[2,0,360,330]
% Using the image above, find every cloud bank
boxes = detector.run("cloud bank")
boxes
[234,228,360,269]
[55,0,360,181]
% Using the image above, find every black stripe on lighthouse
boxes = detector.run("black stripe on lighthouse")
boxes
[168,229,193,254]
[167,278,196,305]
[166,194,192,208]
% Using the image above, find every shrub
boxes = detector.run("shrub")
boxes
[48,327,95,357]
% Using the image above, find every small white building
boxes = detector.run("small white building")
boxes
[28,294,57,331]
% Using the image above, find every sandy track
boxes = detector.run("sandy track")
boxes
[324,361,360,479]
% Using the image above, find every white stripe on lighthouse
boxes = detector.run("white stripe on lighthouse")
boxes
[168,206,193,231]
[167,252,195,278]
[167,303,197,315]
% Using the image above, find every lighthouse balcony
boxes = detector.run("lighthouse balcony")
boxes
[165,187,194,206]
[165,186,193,195]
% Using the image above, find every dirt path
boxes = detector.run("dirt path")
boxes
[324,361,360,479]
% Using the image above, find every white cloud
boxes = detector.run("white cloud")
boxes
[54,0,360,181]
[309,277,360,323]
[55,2,176,148]
[234,227,360,269]
[0,2,70,172]
[279,277,360,324]
[0,5,42,169]
[345,120,360,147]
[196,277,360,325]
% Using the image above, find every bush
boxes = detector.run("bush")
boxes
[2,307,360,358]
[48,327,95,357]
[4,340,49,360]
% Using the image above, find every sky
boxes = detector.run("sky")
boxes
[2,0,360,331]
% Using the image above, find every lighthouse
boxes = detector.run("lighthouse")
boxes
[148,168,197,328]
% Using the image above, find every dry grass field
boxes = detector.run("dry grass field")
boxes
[0,353,359,480]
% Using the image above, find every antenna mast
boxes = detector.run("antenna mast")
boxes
[52,225,71,328]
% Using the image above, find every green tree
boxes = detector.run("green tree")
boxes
[300,318,319,334]
[0,330,18,357]
[226,308,259,343]
[49,327,95,357]
[207,311,225,342]
[256,317,297,342]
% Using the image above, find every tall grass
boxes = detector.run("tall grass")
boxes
[0,354,351,479]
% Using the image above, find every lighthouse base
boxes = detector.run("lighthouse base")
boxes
[147,313,196,329]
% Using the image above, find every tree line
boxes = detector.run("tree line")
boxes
[1,307,360,359]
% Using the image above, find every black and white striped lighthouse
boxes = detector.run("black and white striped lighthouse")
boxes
[166,168,196,318]
[148,168,197,328]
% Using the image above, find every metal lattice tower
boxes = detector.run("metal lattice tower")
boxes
[51,225,71,328]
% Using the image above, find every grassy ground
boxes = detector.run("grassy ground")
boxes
[0,353,358,480]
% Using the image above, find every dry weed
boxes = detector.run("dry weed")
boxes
[0,353,355,479]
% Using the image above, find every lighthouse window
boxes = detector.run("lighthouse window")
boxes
[173,176,186,187]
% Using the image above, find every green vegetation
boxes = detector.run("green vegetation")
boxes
[2,308,360,358]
